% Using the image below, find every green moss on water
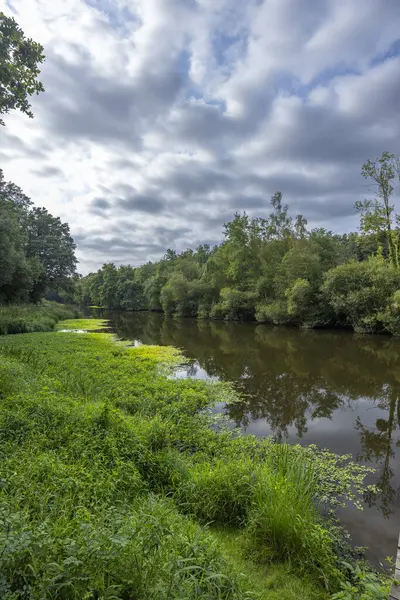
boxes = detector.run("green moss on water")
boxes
[56,317,109,331]
[0,322,391,599]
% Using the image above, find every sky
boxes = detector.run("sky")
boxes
[2,0,400,274]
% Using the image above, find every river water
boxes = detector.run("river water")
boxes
[95,310,400,565]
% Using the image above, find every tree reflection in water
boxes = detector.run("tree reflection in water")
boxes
[98,309,400,521]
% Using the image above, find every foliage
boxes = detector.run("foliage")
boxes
[330,562,391,600]
[0,11,45,125]
[357,152,399,267]
[0,302,80,335]
[0,171,77,304]
[26,206,78,301]
[0,320,389,598]
[321,256,400,333]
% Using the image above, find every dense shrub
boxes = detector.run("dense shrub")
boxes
[322,256,400,333]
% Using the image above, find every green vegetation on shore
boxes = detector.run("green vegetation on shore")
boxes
[0,303,80,335]
[0,318,391,599]
[79,152,400,335]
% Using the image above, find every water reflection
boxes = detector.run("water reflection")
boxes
[98,310,400,562]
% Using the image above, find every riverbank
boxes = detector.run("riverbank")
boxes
[0,302,80,335]
[0,317,392,599]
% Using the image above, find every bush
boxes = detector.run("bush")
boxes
[321,256,400,332]
[330,562,390,599]
[211,288,257,321]
[379,289,400,335]
[255,300,290,324]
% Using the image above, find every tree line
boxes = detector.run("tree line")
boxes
[78,152,400,335]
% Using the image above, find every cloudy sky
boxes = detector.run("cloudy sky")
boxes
[2,0,400,273]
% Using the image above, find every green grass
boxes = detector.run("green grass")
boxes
[0,320,392,599]
[0,302,80,335]
[212,528,327,600]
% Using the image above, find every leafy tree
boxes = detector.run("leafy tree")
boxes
[0,11,45,125]
[144,275,164,311]
[98,263,118,309]
[357,152,399,266]
[0,199,35,302]
[261,192,293,241]
[0,169,32,212]
[160,274,188,315]
[286,279,314,323]
[0,170,77,304]
[211,287,257,321]
[26,207,77,301]
[117,278,145,311]
[223,213,262,289]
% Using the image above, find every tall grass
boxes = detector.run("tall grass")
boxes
[175,446,340,584]
[0,323,391,599]
[247,446,339,585]
[0,302,80,335]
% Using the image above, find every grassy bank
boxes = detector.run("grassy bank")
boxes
[0,303,80,335]
[0,319,391,599]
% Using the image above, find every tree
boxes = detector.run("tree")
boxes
[0,170,76,303]
[26,207,77,301]
[261,192,293,240]
[117,278,145,311]
[0,12,45,125]
[356,152,398,267]
[223,213,262,289]
[0,197,35,303]
[99,263,118,309]
[0,169,32,212]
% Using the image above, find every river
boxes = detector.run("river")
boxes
[92,309,400,566]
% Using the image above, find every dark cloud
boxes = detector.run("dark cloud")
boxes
[32,165,64,178]
[88,197,112,216]
[74,234,157,251]
[92,197,111,210]
[293,195,359,220]
[35,48,187,148]
[0,131,51,160]
[110,158,138,170]
[152,225,192,246]
[155,167,233,198]
[116,194,166,214]
[229,195,265,210]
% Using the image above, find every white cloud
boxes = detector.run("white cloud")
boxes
[2,0,400,272]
